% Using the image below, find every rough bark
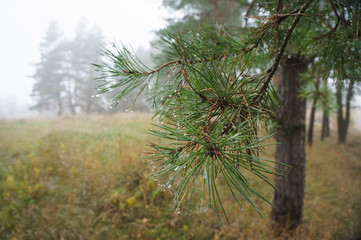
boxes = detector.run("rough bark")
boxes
[271,56,308,233]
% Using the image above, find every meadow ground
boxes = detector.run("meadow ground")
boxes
[0,114,360,240]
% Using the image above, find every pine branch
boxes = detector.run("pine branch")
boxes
[96,7,306,223]
[122,59,179,75]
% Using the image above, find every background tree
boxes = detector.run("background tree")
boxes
[161,0,246,31]
[71,20,108,113]
[307,74,321,147]
[300,63,335,145]
[313,1,361,144]
[336,79,357,143]
[31,20,108,115]
[320,78,332,141]
[256,0,360,232]
[31,21,65,116]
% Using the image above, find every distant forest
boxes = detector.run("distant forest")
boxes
[31,20,153,116]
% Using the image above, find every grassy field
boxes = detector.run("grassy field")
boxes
[0,114,360,240]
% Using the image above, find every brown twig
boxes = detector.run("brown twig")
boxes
[245,0,258,27]
[245,13,309,20]
[253,0,315,105]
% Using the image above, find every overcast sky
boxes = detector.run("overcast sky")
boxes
[0,0,170,116]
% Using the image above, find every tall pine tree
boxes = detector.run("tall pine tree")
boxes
[96,0,360,233]
[31,21,65,116]
[31,20,107,115]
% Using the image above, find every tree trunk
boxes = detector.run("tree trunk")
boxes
[308,100,317,146]
[57,94,63,117]
[325,111,330,137]
[86,101,91,114]
[67,78,76,115]
[336,83,345,143]
[344,80,354,141]
[210,0,223,22]
[321,77,330,140]
[271,56,308,233]
[67,91,76,115]
[308,77,320,146]
[321,109,330,141]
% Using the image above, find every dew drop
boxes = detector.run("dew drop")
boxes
[160,184,166,192]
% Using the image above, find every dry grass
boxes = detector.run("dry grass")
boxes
[0,114,360,239]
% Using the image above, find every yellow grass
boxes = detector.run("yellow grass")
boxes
[0,114,360,239]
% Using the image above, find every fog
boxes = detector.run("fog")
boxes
[0,0,169,118]
[0,0,360,132]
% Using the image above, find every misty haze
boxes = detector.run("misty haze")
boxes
[0,1,360,239]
